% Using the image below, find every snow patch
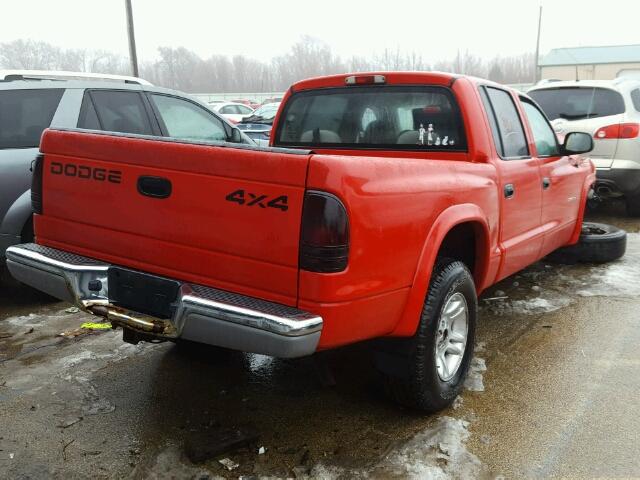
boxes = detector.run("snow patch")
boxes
[308,417,483,479]
[57,349,97,368]
[509,296,572,315]
[464,357,486,392]
[576,233,640,297]
[6,313,41,327]
[482,294,572,317]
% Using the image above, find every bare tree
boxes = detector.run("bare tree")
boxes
[0,39,62,70]
[0,37,536,92]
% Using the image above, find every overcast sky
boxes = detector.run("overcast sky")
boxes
[1,0,639,62]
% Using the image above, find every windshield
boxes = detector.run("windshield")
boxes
[529,87,625,121]
[275,86,466,150]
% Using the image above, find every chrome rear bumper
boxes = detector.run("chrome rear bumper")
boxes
[5,243,322,358]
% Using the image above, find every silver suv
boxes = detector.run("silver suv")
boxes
[0,70,251,259]
[529,78,640,216]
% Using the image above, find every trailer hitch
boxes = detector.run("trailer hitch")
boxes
[86,304,177,338]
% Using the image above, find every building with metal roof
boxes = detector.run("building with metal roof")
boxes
[539,44,640,81]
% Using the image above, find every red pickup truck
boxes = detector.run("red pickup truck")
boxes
[6,72,624,412]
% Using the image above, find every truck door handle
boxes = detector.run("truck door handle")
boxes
[504,183,515,198]
[542,177,551,189]
[137,176,172,199]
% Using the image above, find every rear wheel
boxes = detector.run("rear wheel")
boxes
[375,259,477,412]
[547,222,626,264]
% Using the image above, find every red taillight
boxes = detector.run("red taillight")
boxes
[300,191,349,273]
[594,123,640,139]
[345,75,386,86]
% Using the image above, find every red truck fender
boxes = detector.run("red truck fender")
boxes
[390,203,494,337]
[568,170,597,245]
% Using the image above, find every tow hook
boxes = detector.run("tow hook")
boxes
[86,304,177,337]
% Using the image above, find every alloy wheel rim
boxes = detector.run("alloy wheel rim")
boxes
[435,292,469,382]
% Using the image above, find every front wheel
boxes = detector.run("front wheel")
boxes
[375,258,477,412]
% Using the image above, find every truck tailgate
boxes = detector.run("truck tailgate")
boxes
[36,129,311,305]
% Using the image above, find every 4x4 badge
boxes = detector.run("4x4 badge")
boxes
[225,189,288,212]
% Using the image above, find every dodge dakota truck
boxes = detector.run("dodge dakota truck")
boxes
[6,72,622,412]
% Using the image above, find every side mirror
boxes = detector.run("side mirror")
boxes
[562,132,593,155]
[230,128,243,143]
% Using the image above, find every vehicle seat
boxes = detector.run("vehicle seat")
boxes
[300,129,342,143]
[111,117,144,135]
[362,119,395,144]
[396,130,419,144]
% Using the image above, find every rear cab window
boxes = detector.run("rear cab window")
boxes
[0,89,64,149]
[529,87,625,121]
[274,86,467,150]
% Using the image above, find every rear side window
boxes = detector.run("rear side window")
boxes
[78,90,153,135]
[631,89,640,112]
[275,86,467,150]
[0,89,63,149]
[529,87,625,121]
[150,94,227,142]
[483,87,529,159]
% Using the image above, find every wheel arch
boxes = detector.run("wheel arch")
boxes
[0,189,33,238]
[568,172,596,245]
[391,203,492,337]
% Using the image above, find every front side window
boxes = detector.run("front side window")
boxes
[79,90,153,135]
[237,105,253,115]
[485,87,529,159]
[150,94,227,142]
[521,99,560,157]
[275,86,466,150]
[0,89,63,149]
[529,87,625,121]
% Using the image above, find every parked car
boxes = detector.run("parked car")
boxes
[8,72,625,413]
[0,70,252,260]
[232,98,260,110]
[236,102,281,146]
[208,101,254,123]
[529,78,640,215]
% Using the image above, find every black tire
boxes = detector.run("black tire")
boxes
[547,222,626,264]
[374,258,477,413]
[626,195,640,217]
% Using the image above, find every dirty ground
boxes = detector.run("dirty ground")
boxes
[1,200,639,479]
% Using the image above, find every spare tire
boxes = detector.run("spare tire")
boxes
[547,222,626,264]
